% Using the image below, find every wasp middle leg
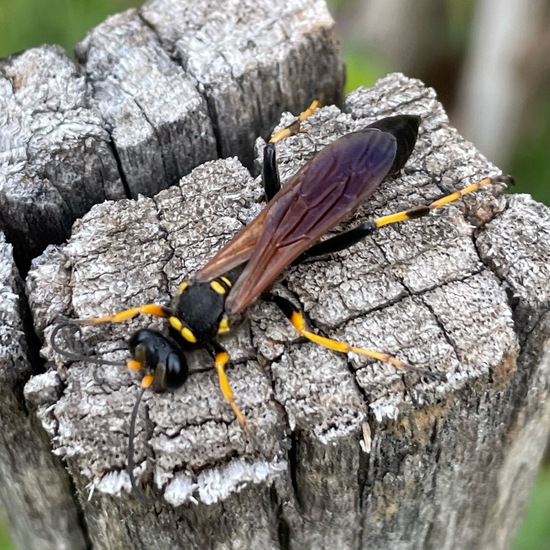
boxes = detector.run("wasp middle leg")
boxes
[268,294,442,381]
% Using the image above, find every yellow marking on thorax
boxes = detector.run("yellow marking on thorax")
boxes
[178,281,189,294]
[210,280,227,294]
[218,316,230,335]
[220,276,232,288]
[169,317,197,343]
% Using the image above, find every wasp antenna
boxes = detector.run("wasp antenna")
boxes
[128,387,150,503]
[50,321,82,357]
[50,320,127,366]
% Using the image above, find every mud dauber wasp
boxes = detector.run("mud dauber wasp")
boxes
[51,101,510,498]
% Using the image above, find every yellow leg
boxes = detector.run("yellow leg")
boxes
[214,350,247,428]
[288,311,408,369]
[141,374,154,388]
[298,100,321,122]
[127,359,142,371]
[80,304,171,325]
[269,100,321,144]
[429,178,495,208]
[374,176,508,230]
[271,295,440,380]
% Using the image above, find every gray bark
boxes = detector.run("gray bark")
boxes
[0,233,87,550]
[20,73,550,550]
[0,0,343,269]
[0,45,124,269]
[1,1,549,548]
[0,1,344,548]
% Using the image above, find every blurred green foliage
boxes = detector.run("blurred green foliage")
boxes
[333,0,549,208]
[343,48,550,207]
[340,45,387,92]
[0,515,12,550]
[0,0,139,57]
[512,460,550,550]
[0,2,549,550]
[509,100,550,206]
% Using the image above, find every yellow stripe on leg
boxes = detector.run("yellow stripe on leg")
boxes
[290,312,408,369]
[298,100,321,121]
[141,374,154,388]
[288,311,439,379]
[269,100,321,144]
[82,304,171,325]
[374,210,422,229]
[428,177,492,208]
[373,177,497,231]
[127,359,142,371]
[215,351,247,428]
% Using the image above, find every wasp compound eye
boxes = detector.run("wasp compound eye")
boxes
[128,329,188,392]
[164,351,188,390]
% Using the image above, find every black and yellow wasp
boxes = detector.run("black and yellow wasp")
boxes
[52,101,508,496]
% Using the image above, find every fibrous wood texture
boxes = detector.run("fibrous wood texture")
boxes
[22,72,550,550]
[0,233,87,550]
[1,1,344,548]
[0,45,124,269]
[0,0,343,269]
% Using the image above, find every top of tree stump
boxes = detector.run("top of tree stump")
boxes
[25,73,520,508]
[0,0,343,270]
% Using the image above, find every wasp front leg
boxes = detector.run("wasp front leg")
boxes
[80,304,172,325]
[212,342,247,428]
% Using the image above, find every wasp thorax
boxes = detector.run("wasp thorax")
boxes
[171,278,233,346]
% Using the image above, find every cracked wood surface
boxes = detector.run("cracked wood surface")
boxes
[0,0,343,269]
[19,73,550,549]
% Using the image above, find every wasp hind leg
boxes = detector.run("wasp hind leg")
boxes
[263,100,321,201]
[269,293,441,381]
[294,175,512,264]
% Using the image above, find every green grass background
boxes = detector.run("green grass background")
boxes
[0,1,548,549]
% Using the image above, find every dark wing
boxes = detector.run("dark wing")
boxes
[194,209,269,281]
[220,127,398,316]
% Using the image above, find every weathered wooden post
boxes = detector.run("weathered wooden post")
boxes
[1,1,549,549]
